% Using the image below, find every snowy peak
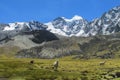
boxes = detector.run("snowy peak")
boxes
[3,21,47,32]
[46,15,88,36]
[89,6,120,36]
[3,22,26,31]
[72,15,83,20]
[62,15,83,22]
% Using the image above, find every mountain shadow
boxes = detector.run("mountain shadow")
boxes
[30,30,59,43]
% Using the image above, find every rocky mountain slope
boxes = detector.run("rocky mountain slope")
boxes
[15,32,120,59]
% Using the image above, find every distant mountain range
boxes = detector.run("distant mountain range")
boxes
[0,6,120,59]
[1,6,120,37]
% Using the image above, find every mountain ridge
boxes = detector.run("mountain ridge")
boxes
[1,6,120,37]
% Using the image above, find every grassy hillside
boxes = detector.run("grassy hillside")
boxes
[0,46,20,58]
[0,57,120,80]
[16,36,93,59]
[0,32,120,59]
[77,35,120,59]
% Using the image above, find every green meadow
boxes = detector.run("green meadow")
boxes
[0,56,120,80]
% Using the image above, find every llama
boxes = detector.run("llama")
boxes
[53,60,59,70]
[99,61,106,65]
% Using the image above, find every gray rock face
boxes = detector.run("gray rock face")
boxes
[28,21,47,30]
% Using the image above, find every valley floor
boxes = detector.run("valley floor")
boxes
[0,56,120,80]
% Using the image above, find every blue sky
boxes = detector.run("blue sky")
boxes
[0,0,120,23]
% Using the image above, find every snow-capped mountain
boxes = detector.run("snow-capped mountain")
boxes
[45,15,89,36]
[45,5,120,37]
[0,21,47,40]
[88,6,120,36]
[1,6,120,37]
[3,21,47,32]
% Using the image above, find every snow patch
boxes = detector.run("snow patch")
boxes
[62,15,83,22]
[45,22,68,36]
[3,22,25,31]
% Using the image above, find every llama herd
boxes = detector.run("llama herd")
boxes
[29,60,106,71]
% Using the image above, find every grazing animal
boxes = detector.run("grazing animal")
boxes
[99,61,106,65]
[53,60,59,70]
[30,60,34,64]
